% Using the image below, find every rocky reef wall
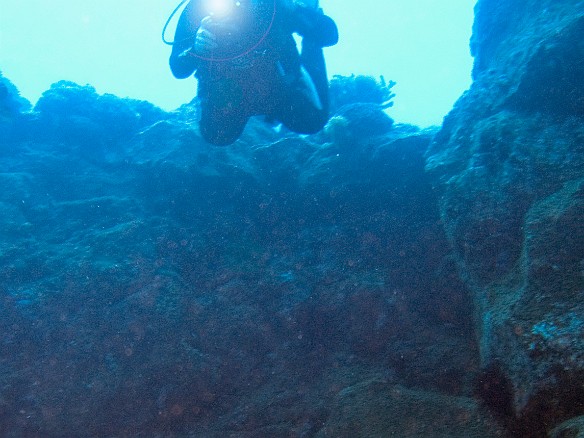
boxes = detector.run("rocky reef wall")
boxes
[426,0,584,434]
[2,0,584,434]
[0,75,503,436]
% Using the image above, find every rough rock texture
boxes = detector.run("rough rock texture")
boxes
[426,0,584,435]
[549,415,584,438]
[0,76,498,436]
[4,0,584,431]
[317,379,505,438]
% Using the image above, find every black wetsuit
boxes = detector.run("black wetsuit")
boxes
[169,0,338,145]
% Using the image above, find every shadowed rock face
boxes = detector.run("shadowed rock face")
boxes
[427,0,584,435]
[0,74,494,436]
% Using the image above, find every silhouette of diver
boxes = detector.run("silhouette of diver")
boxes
[169,0,338,145]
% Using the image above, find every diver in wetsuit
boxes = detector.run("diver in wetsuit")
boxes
[169,0,338,145]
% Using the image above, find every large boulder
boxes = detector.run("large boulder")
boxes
[426,0,584,434]
[317,379,505,438]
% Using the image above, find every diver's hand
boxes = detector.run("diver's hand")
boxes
[193,18,219,57]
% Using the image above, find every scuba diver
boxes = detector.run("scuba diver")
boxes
[167,0,338,145]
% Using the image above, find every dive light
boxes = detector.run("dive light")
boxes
[203,0,242,18]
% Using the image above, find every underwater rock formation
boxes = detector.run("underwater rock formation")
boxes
[2,0,583,432]
[0,75,491,436]
[0,72,30,116]
[426,0,584,434]
[317,380,505,437]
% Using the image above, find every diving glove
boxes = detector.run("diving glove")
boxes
[193,17,219,57]
[193,16,242,58]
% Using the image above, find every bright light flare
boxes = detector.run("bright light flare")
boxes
[203,0,241,18]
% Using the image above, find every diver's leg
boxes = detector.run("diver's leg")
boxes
[197,79,249,146]
[277,68,328,134]
[277,39,329,134]
[199,105,248,146]
[300,39,329,114]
